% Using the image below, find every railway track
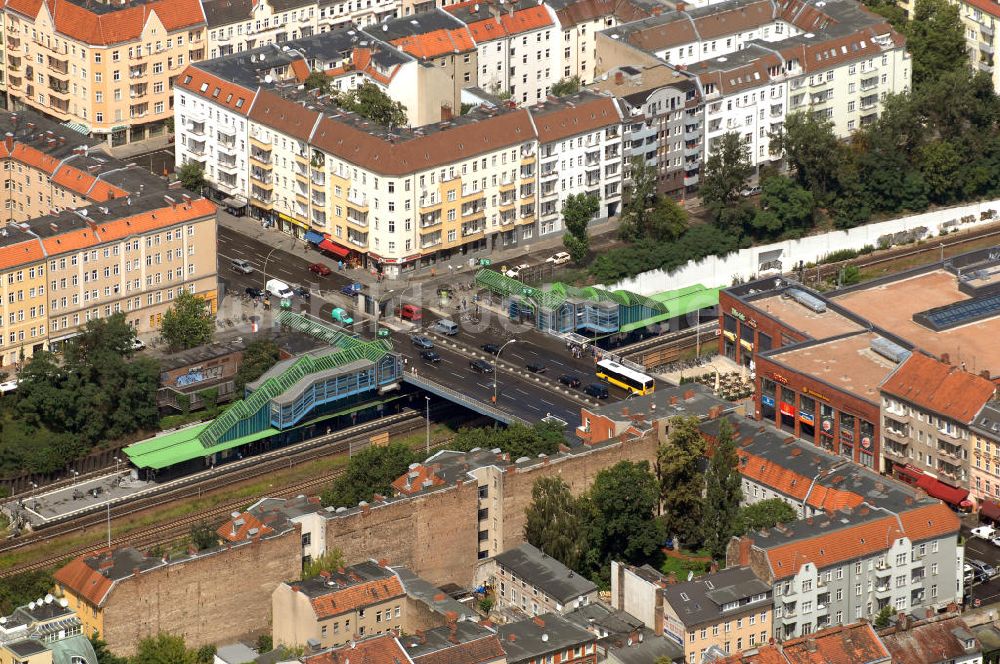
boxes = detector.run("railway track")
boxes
[2,432,460,579]
[0,411,430,572]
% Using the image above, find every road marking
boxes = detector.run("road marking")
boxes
[541,399,555,406]
[515,388,529,396]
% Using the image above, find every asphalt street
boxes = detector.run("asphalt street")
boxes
[964,525,1000,607]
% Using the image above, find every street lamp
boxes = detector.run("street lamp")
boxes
[262,246,279,290]
[493,339,516,405]
[425,396,431,457]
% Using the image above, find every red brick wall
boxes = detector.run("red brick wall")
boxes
[101,529,301,656]
[717,291,808,364]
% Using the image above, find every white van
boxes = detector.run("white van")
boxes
[433,319,459,336]
[265,279,294,299]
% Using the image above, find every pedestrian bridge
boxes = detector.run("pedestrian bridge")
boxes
[402,372,530,426]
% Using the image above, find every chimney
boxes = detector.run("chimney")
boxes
[319,570,331,579]
[941,353,950,365]
[805,638,817,653]
[378,558,388,568]
[622,406,629,416]
[3,133,13,152]
[654,588,664,634]
[674,0,685,9]
[683,389,695,400]
[737,536,753,566]
[614,71,624,85]
[897,613,908,631]
[670,396,679,405]
[532,616,546,628]
[708,405,723,419]
[440,104,454,121]
[416,630,426,644]
[445,610,459,623]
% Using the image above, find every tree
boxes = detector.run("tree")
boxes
[647,198,688,243]
[918,140,963,205]
[770,113,843,200]
[907,0,968,90]
[337,83,408,128]
[703,419,742,561]
[523,476,588,571]
[320,442,418,508]
[194,645,216,664]
[451,422,563,460]
[234,339,281,394]
[189,521,218,551]
[657,416,705,547]
[587,461,663,575]
[176,162,205,194]
[255,635,274,654]
[550,77,581,97]
[132,633,196,664]
[750,177,815,240]
[619,158,657,242]
[89,635,128,664]
[0,569,54,615]
[161,291,214,351]
[736,498,797,535]
[874,604,894,629]
[562,194,599,262]
[303,70,332,94]
[700,132,753,225]
[303,548,346,578]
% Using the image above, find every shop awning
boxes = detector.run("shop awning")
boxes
[981,499,1000,522]
[221,197,247,208]
[304,230,325,244]
[318,239,349,258]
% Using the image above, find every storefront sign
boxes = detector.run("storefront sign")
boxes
[761,395,776,407]
[723,331,737,342]
[779,402,796,417]
[802,386,830,402]
[799,411,815,424]
[277,212,307,228]
[740,339,754,351]
[861,436,872,449]
[772,372,789,385]
[730,307,758,328]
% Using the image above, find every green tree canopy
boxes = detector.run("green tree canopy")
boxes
[657,416,705,547]
[189,521,218,551]
[703,419,743,561]
[336,83,408,128]
[619,158,657,242]
[907,0,968,91]
[0,569,54,615]
[562,194,599,262]
[701,131,753,224]
[234,339,281,394]
[303,548,346,578]
[750,176,816,240]
[736,498,797,535]
[90,635,128,664]
[770,113,844,200]
[451,422,564,460]
[550,77,581,97]
[303,70,332,93]
[587,461,664,575]
[320,442,418,508]
[161,291,214,351]
[176,163,205,193]
[523,476,588,571]
[131,633,196,664]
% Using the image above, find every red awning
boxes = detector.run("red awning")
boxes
[916,475,969,507]
[981,499,1000,522]
[318,239,349,258]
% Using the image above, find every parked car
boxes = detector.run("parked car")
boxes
[972,525,997,540]
[481,343,501,355]
[131,338,146,351]
[420,350,441,363]
[969,559,997,578]
[265,278,294,299]
[558,373,581,388]
[526,362,547,374]
[400,304,423,321]
[991,536,1000,548]
[411,335,435,349]
[308,262,331,277]
[245,287,264,298]
[584,383,609,399]
[546,252,571,265]
[331,308,354,325]
[341,283,362,297]
[505,263,531,279]
[433,319,459,336]
[470,358,494,373]
[0,379,17,395]
[230,258,254,274]
[740,185,762,198]
[293,286,311,300]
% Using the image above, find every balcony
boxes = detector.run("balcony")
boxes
[346,210,368,228]
[48,78,69,94]
[250,169,272,186]
[129,103,149,119]
[311,193,325,207]
[217,136,237,153]
[47,56,68,75]
[874,583,892,596]
[7,36,20,52]
[188,121,206,136]
[421,232,442,249]
[217,156,238,172]
[310,171,325,187]
[984,21,995,35]
[462,199,486,217]
[420,213,441,229]
[250,149,272,166]
[347,192,368,209]
[129,84,147,99]
[684,174,700,187]
[250,130,272,147]
[7,55,21,71]
[980,61,995,73]
[885,442,909,458]
[50,97,70,113]
[346,233,367,248]
[982,42,995,55]
[937,442,962,461]
[251,187,272,205]
[187,140,206,156]
[129,66,146,79]
[684,142,701,158]
[461,223,482,237]
[499,177,515,191]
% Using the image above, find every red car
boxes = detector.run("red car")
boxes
[308,262,332,276]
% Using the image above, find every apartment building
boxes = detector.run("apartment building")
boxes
[446,0,560,106]
[880,352,996,488]
[3,0,207,147]
[0,110,217,367]
[970,402,1000,509]
[474,543,599,617]
[714,621,890,664]
[0,596,98,664]
[597,0,910,168]
[588,63,704,198]
[204,0,318,59]
[533,91,623,235]
[948,0,1000,89]
[497,614,598,664]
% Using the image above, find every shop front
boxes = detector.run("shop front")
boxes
[277,212,309,239]
[717,291,804,369]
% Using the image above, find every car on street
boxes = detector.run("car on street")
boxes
[546,252,571,265]
[131,338,146,351]
[308,262,332,277]
[0,379,17,395]
[969,559,997,578]
[420,350,441,363]
[470,358,494,373]
[231,258,254,274]
[740,185,762,198]
[341,284,362,297]
[265,278,294,299]
[558,373,581,388]
[401,304,423,321]
[972,525,997,540]
[991,536,1000,548]
[505,263,531,279]
[293,286,311,300]
[331,308,354,325]
[584,383,609,399]
[526,362,547,374]
[481,343,501,355]
[245,287,265,298]
[411,335,435,349]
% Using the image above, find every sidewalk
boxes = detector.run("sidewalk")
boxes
[217,209,619,290]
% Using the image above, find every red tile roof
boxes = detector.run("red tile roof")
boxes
[305,634,412,664]
[176,65,258,116]
[881,352,996,424]
[714,645,790,664]
[391,463,446,496]
[308,576,405,619]
[216,511,274,542]
[447,2,554,41]
[737,448,864,513]
[782,622,890,664]
[410,635,505,664]
[531,95,621,143]
[6,0,205,45]
[763,502,959,580]
[879,615,979,664]
[0,239,46,273]
[53,554,114,607]
[390,27,476,59]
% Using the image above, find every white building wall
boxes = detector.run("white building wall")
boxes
[207,0,320,58]
[174,88,252,200]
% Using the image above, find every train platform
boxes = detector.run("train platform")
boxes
[4,469,152,528]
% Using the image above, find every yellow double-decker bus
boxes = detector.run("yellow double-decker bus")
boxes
[596,359,655,395]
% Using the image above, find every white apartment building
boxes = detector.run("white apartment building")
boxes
[317,0,397,30]
[446,0,561,105]
[533,92,624,235]
[205,0,319,59]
